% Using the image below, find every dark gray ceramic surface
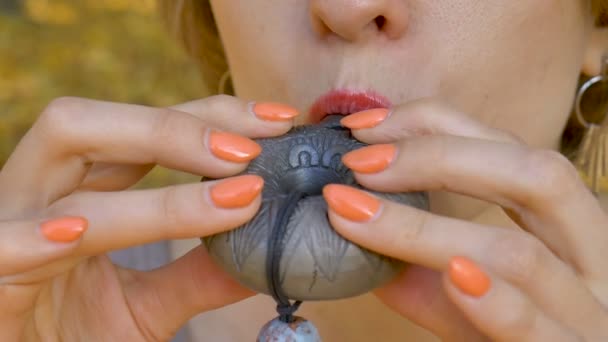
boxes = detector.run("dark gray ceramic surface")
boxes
[203,116,429,301]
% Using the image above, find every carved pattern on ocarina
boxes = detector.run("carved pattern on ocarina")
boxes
[203,117,429,300]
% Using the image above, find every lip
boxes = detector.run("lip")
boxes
[309,89,392,123]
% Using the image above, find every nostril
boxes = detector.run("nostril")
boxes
[374,15,386,30]
[310,0,409,41]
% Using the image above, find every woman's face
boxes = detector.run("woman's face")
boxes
[209,1,596,149]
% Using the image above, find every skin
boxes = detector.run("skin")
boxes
[199,0,608,340]
[0,97,285,341]
[1,0,608,341]
[209,0,606,222]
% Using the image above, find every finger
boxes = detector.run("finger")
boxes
[169,96,299,138]
[5,176,265,284]
[374,265,487,341]
[120,245,254,342]
[0,216,88,277]
[323,185,606,333]
[444,256,578,342]
[75,97,300,193]
[46,175,264,256]
[77,163,154,191]
[0,96,298,211]
[341,99,524,145]
[342,135,608,279]
[342,99,607,278]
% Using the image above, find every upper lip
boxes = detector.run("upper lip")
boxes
[308,89,392,123]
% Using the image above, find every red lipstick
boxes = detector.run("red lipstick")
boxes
[309,89,392,123]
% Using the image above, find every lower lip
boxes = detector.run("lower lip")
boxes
[309,90,392,123]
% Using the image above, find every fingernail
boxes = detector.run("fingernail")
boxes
[343,144,397,174]
[323,184,381,222]
[40,216,88,243]
[449,256,491,297]
[208,131,262,163]
[210,175,264,208]
[340,108,391,129]
[252,102,300,121]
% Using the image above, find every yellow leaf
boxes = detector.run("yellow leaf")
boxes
[25,0,79,25]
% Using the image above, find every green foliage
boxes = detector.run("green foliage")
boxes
[0,0,210,187]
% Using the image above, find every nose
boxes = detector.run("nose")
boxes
[310,0,409,42]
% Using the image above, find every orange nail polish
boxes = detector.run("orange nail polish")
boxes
[252,102,300,121]
[209,131,262,163]
[210,175,264,209]
[340,108,391,129]
[449,256,491,297]
[343,144,397,174]
[40,216,88,243]
[323,184,381,222]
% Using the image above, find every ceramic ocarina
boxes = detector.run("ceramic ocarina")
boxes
[202,116,429,301]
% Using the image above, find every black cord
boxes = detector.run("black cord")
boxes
[266,191,305,323]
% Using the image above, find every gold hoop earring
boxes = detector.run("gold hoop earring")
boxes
[217,70,234,95]
[572,56,608,195]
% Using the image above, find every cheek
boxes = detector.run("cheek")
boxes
[211,0,592,148]
[432,0,590,146]
[210,0,306,101]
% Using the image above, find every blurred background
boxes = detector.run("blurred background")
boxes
[0,0,209,187]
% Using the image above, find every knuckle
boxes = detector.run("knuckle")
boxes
[495,297,537,338]
[392,209,430,250]
[489,233,547,285]
[523,149,581,202]
[45,194,83,217]
[150,108,181,144]
[205,94,252,126]
[158,185,201,238]
[39,97,86,142]
[406,134,450,164]
[420,136,451,186]
[159,186,184,237]
[202,94,242,115]
[396,99,455,135]
[408,98,446,115]
[206,94,237,106]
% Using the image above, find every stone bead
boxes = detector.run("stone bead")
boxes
[257,317,321,342]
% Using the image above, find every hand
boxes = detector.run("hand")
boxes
[323,99,608,341]
[0,95,298,341]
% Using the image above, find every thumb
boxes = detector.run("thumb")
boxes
[374,265,485,342]
[121,245,254,341]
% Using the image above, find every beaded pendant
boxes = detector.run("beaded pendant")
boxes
[257,317,321,341]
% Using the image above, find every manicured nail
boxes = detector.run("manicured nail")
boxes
[208,131,262,163]
[449,256,491,297]
[340,108,391,129]
[40,216,88,243]
[252,102,300,121]
[343,144,397,174]
[323,184,381,222]
[210,175,264,209]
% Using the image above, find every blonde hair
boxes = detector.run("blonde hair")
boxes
[157,0,226,92]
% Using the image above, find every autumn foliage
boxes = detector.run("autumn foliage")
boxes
[0,0,210,186]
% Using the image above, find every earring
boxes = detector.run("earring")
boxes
[572,56,608,195]
[217,70,234,95]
